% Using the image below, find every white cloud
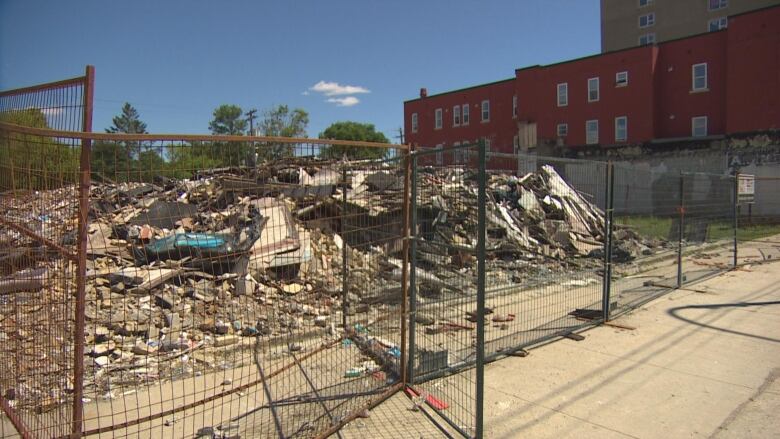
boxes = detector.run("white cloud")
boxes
[40,108,64,117]
[310,80,369,96]
[301,91,309,96]
[326,96,360,107]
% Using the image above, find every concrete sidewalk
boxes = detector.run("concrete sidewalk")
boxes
[483,261,780,439]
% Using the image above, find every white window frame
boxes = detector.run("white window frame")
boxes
[615,116,628,142]
[435,143,444,165]
[513,135,519,152]
[639,33,656,45]
[639,12,655,28]
[557,123,568,137]
[481,100,490,122]
[709,17,728,32]
[692,63,708,91]
[411,113,418,133]
[588,77,600,102]
[616,71,628,87]
[462,104,470,125]
[512,95,517,118]
[453,105,461,127]
[692,116,708,137]
[483,137,491,152]
[708,0,727,11]
[557,83,568,107]
[586,120,599,145]
[638,0,653,7]
[435,108,443,130]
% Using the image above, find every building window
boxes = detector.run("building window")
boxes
[639,13,655,28]
[616,71,628,87]
[639,33,656,45]
[435,144,444,165]
[588,77,600,102]
[615,116,628,142]
[411,113,418,133]
[453,106,461,127]
[557,123,568,137]
[483,138,491,152]
[481,100,490,122]
[638,0,653,6]
[692,116,708,137]
[586,120,599,145]
[512,95,517,118]
[557,83,568,107]
[513,135,519,152]
[708,0,727,11]
[709,17,728,31]
[462,104,470,125]
[435,108,442,129]
[692,63,708,91]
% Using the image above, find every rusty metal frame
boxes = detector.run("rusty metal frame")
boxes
[0,66,94,439]
[0,122,408,150]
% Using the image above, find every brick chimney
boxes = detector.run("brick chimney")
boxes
[420,88,428,98]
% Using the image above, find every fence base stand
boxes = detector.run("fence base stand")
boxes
[563,332,585,342]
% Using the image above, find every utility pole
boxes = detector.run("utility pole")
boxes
[394,127,404,144]
[246,109,258,167]
[246,109,257,136]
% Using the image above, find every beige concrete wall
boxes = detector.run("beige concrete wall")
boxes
[601,0,780,52]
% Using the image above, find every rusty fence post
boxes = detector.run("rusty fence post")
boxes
[71,64,94,439]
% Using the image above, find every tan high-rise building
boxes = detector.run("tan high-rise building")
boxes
[601,0,780,52]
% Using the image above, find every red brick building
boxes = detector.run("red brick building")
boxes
[404,6,779,161]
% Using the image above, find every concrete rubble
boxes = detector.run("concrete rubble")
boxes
[0,161,665,411]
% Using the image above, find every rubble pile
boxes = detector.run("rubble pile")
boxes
[0,161,664,407]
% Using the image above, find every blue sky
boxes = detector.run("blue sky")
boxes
[0,0,600,142]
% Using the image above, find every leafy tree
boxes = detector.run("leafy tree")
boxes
[319,121,389,160]
[0,109,79,190]
[208,104,247,135]
[106,103,148,134]
[257,105,309,160]
[208,104,252,167]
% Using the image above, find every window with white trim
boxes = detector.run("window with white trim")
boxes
[462,104,470,125]
[615,116,628,142]
[639,13,655,28]
[512,95,517,118]
[586,120,599,145]
[453,105,461,127]
[557,83,568,106]
[481,100,490,122]
[557,123,568,137]
[708,0,727,11]
[435,143,444,165]
[709,17,727,31]
[638,0,653,6]
[616,71,628,87]
[435,108,442,129]
[411,113,418,133]
[483,138,491,152]
[588,77,600,102]
[513,135,519,152]
[639,33,656,45]
[692,63,708,91]
[692,116,708,137]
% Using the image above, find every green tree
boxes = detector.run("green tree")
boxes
[319,121,389,160]
[208,104,247,135]
[106,103,148,134]
[93,103,153,182]
[0,109,79,190]
[257,105,309,160]
[208,104,251,167]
